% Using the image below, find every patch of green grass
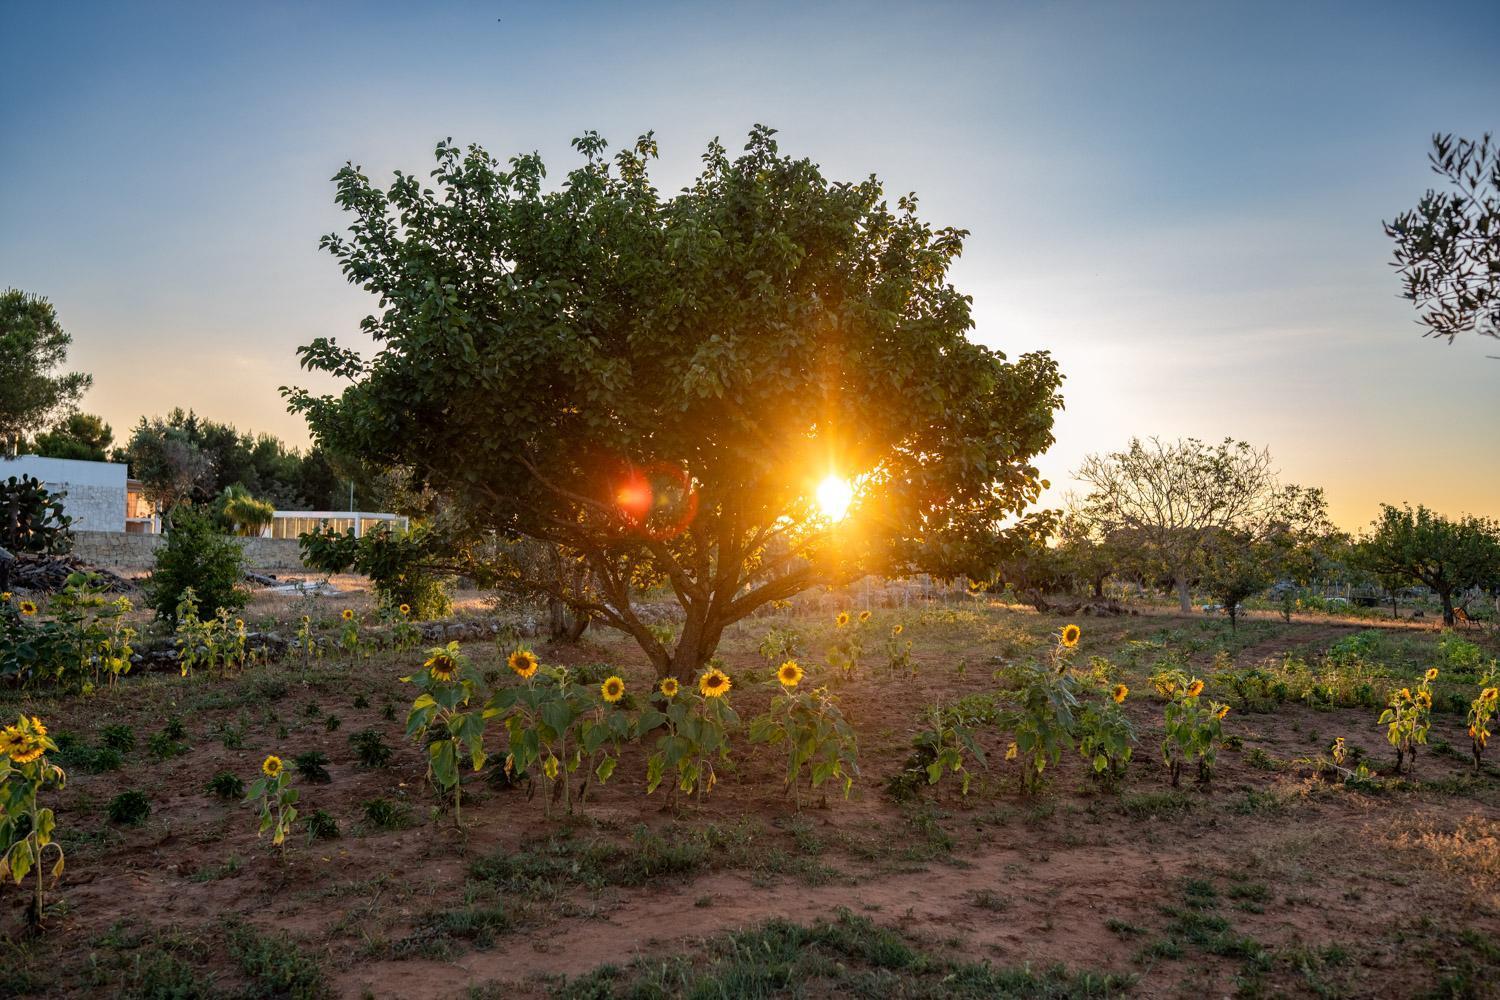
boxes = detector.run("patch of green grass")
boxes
[226,922,330,999]
[1116,790,1194,820]
[554,909,1133,999]
[293,750,331,784]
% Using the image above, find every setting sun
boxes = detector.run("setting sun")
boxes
[816,474,854,522]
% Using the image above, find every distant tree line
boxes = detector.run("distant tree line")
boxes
[1002,436,1500,628]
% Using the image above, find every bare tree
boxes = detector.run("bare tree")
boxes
[1075,437,1293,612]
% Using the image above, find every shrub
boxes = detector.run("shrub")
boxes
[348,728,392,768]
[206,771,245,800]
[0,474,72,556]
[143,506,247,624]
[362,797,411,830]
[304,809,340,841]
[293,751,331,784]
[107,790,151,825]
[299,522,451,620]
[100,724,136,753]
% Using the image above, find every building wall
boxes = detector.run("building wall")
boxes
[71,530,308,571]
[3,455,128,532]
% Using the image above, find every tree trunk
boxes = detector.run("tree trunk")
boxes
[1092,575,1105,599]
[666,613,724,682]
[1441,589,1455,627]
[1391,594,1398,619]
[1175,576,1192,613]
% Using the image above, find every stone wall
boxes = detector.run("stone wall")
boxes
[71,531,307,572]
[53,483,126,533]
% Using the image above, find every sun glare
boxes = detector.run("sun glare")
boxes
[816,474,854,522]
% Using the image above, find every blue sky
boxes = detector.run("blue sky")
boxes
[3,1,1497,528]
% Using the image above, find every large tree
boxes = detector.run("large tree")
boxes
[287,127,1063,679]
[0,289,91,457]
[33,412,113,462]
[1353,504,1500,626]
[1075,437,1317,612]
[1385,133,1499,344]
[119,417,214,522]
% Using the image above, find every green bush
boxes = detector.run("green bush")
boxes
[299,522,451,620]
[143,506,247,624]
[107,790,152,825]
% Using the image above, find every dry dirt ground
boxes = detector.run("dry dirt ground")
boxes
[2,595,1498,999]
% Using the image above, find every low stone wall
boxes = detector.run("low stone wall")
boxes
[71,531,307,572]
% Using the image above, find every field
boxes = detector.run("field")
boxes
[3,591,1499,999]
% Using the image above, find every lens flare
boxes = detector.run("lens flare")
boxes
[816,475,854,521]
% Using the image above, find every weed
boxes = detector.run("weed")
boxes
[107,790,151,825]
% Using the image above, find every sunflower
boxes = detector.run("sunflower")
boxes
[835,611,850,628]
[659,677,680,698]
[1111,683,1129,704]
[1216,704,1230,720]
[777,660,804,688]
[1425,667,1439,682]
[1397,687,1412,702]
[301,614,311,624]
[699,668,732,698]
[1060,624,1081,648]
[262,755,284,778]
[28,716,46,739]
[892,624,904,637]
[1482,687,1499,701]
[399,603,411,617]
[425,651,460,682]
[341,608,355,621]
[1,591,10,601]
[19,600,38,617]
[859,610,872,623]
[1185,679,1205,698]
[234,619,245,630]
[601,676,625,703]
[0,727,26,759]
[508,649,539,679]
[9,738,44,765]
[1416,690,1432,709]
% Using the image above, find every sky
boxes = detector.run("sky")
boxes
[2,0,1497,531]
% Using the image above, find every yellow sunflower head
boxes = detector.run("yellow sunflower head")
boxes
[1060,624,1081,648]
[1482,687,1499,702]
[301,614,311,624]
[341,608,355,621]
[1185,679,1205,698]
[1416,690,1432,708]
[1,591,10,601]
[1111,683,1129,704]
[892,624,904,636]
[1425,667,1439,682]
[234,618,245,630]
[699,668,732,698]
[28,716,46,739]
[8,739,44,764]
[0,727,24,759]
[19,600,38,617]
[262,755,283,778]
[858,610,872,623]
[399,603,411,617]
[508,649,539,679]
[659,677,680,698]
[777,660,804,689]
[425,652,460,682]
[601,676,625,703]
[1398,687,1412,703]
[1216,704,1230,720]
[835,611,850,628]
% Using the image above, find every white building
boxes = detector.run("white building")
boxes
[2,455,129,532]
[2,455,408,538]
